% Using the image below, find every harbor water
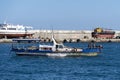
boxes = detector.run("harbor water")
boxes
[0,42,120,80]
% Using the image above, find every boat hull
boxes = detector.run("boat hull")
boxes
[15,52,99,57]
[92,32,115,39]
[0,33,33,38]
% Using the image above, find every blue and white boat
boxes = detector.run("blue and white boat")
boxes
[11,36,102,57]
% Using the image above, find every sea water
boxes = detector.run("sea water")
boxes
[0,42,120,80]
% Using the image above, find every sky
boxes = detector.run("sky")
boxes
[0,0,120,30]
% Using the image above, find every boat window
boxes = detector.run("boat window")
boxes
[41,47,52,50]
[7,28,16,30]
[1,28,6,30]
[58,45,63,48]
[26,27,33,30]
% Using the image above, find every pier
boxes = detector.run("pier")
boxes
[32,30,120,42]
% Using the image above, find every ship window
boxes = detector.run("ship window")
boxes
[1,28,6,30]
[58,45,63,48]
[7,28,16,30]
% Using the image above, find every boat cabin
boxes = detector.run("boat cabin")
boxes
[12,39,40,51]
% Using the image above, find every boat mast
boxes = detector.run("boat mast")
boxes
[51,29,57,51]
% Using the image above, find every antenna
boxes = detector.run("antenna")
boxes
[4,18,7,24]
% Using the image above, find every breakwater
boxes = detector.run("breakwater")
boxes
[32,30,120,42]
[33,30,91,42]
[0,30,120,43]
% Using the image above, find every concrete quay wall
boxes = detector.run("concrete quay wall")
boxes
[32,30,120,42]
[32,30,91,41]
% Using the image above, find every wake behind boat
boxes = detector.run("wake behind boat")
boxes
[11,34,103,57]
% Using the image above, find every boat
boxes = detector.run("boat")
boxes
[92,28,115,39]
[11,35,103,57]
[0,22,34,38]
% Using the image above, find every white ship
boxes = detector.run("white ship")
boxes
[0,23,34,38]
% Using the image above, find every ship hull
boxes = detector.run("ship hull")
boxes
[0,31,33,38]
[92,32,115,38]
[12,48,101,57]
[15,52,99,57]
[0,33,33,38]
